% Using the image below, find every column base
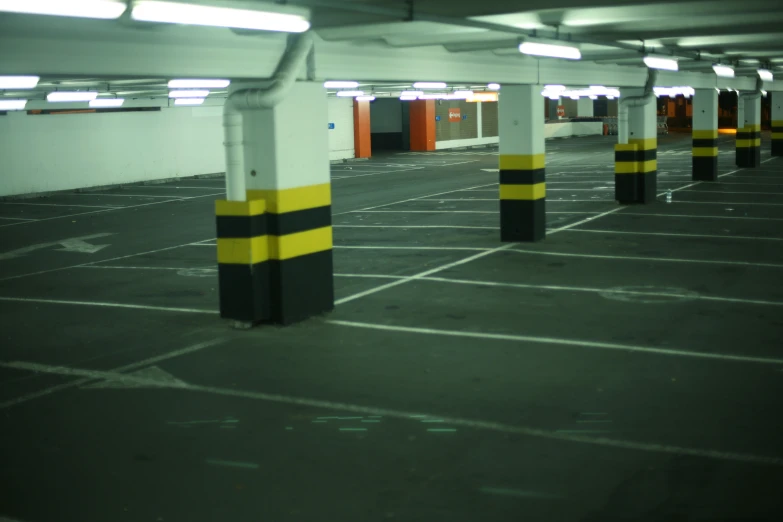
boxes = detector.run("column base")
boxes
[736,146,761,168]
[218,262,271,323]
[692,156,718,181]
[268,250,335,325]
[772,140,783,157]
[500,199,546,242]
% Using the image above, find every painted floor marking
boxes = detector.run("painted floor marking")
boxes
[0,296,215,314]
[0,193,223,229]
[72,193,188,199]
[0,216,37,221]
[616,212,783,222]
[334,204,626,305]
[334,224,498,230]
[508,249,783,269]
[0,201,123,208]
[327,320,783,366]
[5,359,783,466]
[334,273,782,307]
[563,229,783,241]
[0,237,216,282]
[0,338,225,410]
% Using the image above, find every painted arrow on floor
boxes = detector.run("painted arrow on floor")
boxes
[0,233,113,260]
[82,365,187,390]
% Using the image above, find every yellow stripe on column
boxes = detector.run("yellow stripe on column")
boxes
[638,159,657,173]
[693,147,719,157]
[499,183,546,200]
[772,132,783,139]
[268,226,333,260]
[215,199,266,217]
[615,162,637,174]
[693,130,719,139]
[247,183,332,213]
[217,236,269,264]
[737,139,761,147]
[499,154,545,170]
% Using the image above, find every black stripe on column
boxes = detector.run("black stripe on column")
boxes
[500,199,546,242]
[216,214,267,238]
[267,250,334,325]
[499,168,546,185]
[266,205,332,236]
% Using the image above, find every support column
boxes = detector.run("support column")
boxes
[499,84,546,242]
[409,99,435,151]
[216,82,333,326]
[692,89,719,181]
[615,89,658,204]
[772,92,783,156]
[353,99,371,158]
[737,94,761,167]
[577,97,594,117]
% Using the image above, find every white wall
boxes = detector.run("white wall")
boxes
[370,99,402,133]
[0,107,224,197]
[0,98,357,197]
[327,97,355,161]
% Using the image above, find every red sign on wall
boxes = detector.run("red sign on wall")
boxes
[448,108,462,122]
[557,105,565,117]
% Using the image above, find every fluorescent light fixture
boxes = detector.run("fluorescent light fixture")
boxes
[336,90,363,97]
[399,95,417,101]
[452,90,473,98]
[589,95,598,100]
[131,0,311,33]
[168,89,210,98]
[47,91,98,102]
[519,42,581,60]
[0,76,40,89]
[487,83,501,90]
[544,84,566,92]
[569,94,579,100]
[174,97,205,105]
[548,95,560,100]
[401,90,424,97]
[418,93,447,99]
[712,64,734,78]
[413,82,447,89]
[323,81,359,89]
[168,79,230,89]
[0,99,27,110]
[0,0,127,19]
[758,69,774,81]
[355,96,375,101]
[762,90,768,97]
[606,95,615,100]
[90,98,125,108]
[643,56,678,71]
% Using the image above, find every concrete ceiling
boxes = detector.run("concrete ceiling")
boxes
[0,0,781,104]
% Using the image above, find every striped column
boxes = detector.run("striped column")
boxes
[772,93,783,157]
[216,82,334,325]
[498,84,546,242]
[216,199,270,323]
[615,89,657,204]
[737,94,761,168]
[692,89,719,181]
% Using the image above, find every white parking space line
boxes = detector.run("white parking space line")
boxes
[76,265,207,271]
[0,193,223,229]
[509,249,783,269]
[618,213,783,221]
[0,201,123,208]
[0,338,225,410]
[657,200,783,206]
[334,245,492,252]
[564,229,783,241]
[350,210,603,214]
[0,296,215,314]
[336,273,783,307]
[134,185,227,190]
[71,193,189,199]
[8,358,783,466]
[329,321,783,367]
[675,189,783,196]
[334,224,498,230]
[0,216,38,221]
[0,237,215,282]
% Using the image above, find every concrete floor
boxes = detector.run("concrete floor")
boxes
[1,133,782,522]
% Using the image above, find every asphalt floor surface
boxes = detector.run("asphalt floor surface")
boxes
[1,133,782,522]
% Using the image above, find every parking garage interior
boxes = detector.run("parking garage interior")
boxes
[2,1,783,521]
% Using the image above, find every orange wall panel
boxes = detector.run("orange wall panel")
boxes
[353,100,372,158]
[409,99,435,151]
